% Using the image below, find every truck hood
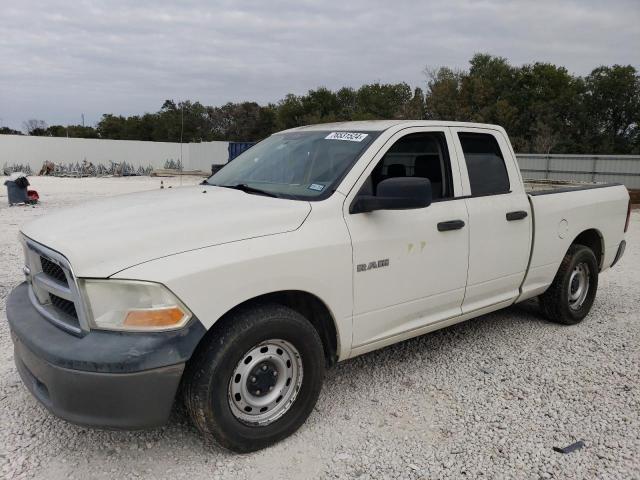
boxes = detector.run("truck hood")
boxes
[21,186,311,277]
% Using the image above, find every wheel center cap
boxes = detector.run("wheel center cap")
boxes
[571,277,579,293]
[246,361,278,397]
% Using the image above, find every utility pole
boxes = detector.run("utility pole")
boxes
[180,103,184,186]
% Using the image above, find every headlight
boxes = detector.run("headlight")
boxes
[80,279,192,331]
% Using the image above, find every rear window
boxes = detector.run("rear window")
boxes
[458,132,510,196]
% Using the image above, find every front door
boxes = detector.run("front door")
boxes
[344,128,469,348]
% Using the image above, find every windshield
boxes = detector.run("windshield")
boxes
[206,130,379,199]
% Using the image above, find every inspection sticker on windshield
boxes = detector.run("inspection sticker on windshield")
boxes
[308,183,325,191]
[325,132,368,142]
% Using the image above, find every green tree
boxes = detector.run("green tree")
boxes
[423,54,640,154]
[45,124,99,138]
[355,82,413,119]
[459,54,516,127]
[510,62,582,152]
[583,65,640,153]
[96,114,128,139]
[424,66,464,121]
[301,87,340,124]
[0,126,22,135]
[276,94,306,130]
[32,56,640,154]
[208,102,276,141]
[404,87,426,119]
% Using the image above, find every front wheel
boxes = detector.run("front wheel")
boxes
[183,304,325,452]
[539,244,599,325]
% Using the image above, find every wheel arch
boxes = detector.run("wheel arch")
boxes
[571,228,604,270]
[192,290,340,368]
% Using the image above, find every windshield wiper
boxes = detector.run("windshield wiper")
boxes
[215,183,280,198]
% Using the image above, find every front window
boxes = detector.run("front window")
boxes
[206,131,379,200]
[359,131,454,201]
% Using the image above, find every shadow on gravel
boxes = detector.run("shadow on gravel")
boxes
[329,297,551,374]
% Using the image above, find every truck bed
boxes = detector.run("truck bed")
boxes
[518,179,628,303]
[524,179,622,196]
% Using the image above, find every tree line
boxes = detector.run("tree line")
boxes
[4,54,639,154]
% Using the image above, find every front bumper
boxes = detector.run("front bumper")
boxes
[7,282,206,429]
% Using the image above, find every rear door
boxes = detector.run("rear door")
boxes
[450,127,532,313]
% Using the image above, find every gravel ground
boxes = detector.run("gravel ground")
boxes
[1,176,638,480]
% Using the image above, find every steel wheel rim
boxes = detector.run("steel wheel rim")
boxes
[568,262,590,310]
[228,339,303,426]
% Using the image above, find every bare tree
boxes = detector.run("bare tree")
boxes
[22,119,47,135]
[531,120,560,154]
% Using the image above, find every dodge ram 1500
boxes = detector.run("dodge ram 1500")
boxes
[7,121,630,452]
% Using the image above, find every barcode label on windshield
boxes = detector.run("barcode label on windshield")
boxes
[325,132,368,142]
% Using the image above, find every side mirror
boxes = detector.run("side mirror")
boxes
[350,177,432,214]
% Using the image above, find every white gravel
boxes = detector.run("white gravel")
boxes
[1,176,639,480]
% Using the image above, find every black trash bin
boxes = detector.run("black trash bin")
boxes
[4,175,29,206]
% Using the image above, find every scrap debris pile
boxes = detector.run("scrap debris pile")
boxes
[164,159,183,170]
[2,160,169,178]
[2,158,203,180]
[2,163,32,176]
[37,160,154,177]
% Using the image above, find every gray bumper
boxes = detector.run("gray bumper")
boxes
[7,282,206,429]
[14,337,184,428]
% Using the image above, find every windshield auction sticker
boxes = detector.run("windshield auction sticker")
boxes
[325,132,368,142]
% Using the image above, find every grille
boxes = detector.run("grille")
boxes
[40,256,68,285]
[24,237,86,335]
[49,293,78,319]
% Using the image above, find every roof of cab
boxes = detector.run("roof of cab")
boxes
[280,120,505,133]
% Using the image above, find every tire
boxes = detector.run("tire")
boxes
[183,303,325,453]
[539,244,599,325]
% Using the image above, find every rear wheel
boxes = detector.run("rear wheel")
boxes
[539,244,599,325]
[183,304,325,452]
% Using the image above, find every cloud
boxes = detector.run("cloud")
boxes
[1,0,638,129]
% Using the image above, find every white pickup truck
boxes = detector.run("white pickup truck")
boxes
[7,121,630,452]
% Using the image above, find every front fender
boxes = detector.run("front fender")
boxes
[112,219,353,361]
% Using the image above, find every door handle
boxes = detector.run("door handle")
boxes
[437,220,465,232]
[506,210,528,221]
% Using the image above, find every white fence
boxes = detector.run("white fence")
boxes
[517,154,640,190]
[2,135,639,189]
[0,135,229,173]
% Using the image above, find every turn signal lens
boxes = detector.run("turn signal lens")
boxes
[124,307,187,327]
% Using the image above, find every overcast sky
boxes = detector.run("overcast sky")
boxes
[1,0,638,130]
